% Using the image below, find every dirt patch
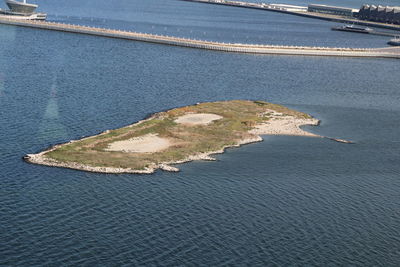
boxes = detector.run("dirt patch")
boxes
[174,113,222,125]
[106,134,171,153]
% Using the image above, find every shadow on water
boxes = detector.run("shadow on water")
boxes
[0,26,16,99]
[37,79,68,143]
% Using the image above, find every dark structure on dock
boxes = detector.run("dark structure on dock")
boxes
[358,5,400,25]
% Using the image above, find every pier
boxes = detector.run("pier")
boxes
[0,18,399,59]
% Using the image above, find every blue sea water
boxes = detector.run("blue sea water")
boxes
[1,0,400,266]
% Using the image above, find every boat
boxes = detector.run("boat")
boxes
[331,24,373,34]
[6,0,37,13]
[0,0,46,20]
[388,37,400,46]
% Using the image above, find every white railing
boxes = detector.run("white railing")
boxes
[0,18,397,58]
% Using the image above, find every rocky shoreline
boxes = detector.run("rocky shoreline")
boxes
[24,114,321,174]
[24,136,265,174]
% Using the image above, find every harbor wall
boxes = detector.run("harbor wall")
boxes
[0,18,399,59]
[181,0,400,31]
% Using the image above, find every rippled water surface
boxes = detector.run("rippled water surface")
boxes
[1,0,400,266]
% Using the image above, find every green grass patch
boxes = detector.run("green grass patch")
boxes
[43,100,312,170]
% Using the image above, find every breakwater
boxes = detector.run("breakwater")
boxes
[0,18,399,59]
[182,0,400,32]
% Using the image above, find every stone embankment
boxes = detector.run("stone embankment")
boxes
[0,18,399,59]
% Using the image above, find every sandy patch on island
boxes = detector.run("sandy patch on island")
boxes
[250,110,319,137]
[175,113,222,125]
[106,134,171,153]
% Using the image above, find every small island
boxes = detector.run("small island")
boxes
[25,100,321,174]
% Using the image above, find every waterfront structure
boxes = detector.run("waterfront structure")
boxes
[0,0,46,20]
[308,4,356,17]
[264,4,307,12]
[358,5,400,25]
[0,18,399,59]
[183,0,400,31]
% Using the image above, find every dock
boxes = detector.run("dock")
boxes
[0,18,399,59]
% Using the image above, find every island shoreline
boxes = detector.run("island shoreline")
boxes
[24,100,348,174]
[24,122,321,174]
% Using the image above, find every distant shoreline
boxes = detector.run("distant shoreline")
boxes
[181,0,400,32]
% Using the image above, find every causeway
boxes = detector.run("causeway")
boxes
[1,18,399,59]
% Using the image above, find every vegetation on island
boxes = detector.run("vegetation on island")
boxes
[35,100,313,171]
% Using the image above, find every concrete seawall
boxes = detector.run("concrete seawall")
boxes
[0,18,399,59]
[182,0,400,32]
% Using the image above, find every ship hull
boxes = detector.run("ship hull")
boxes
[6,0,37,14]
[388,40,400,46]
[0,9,46,20]
[332,26,372,34]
